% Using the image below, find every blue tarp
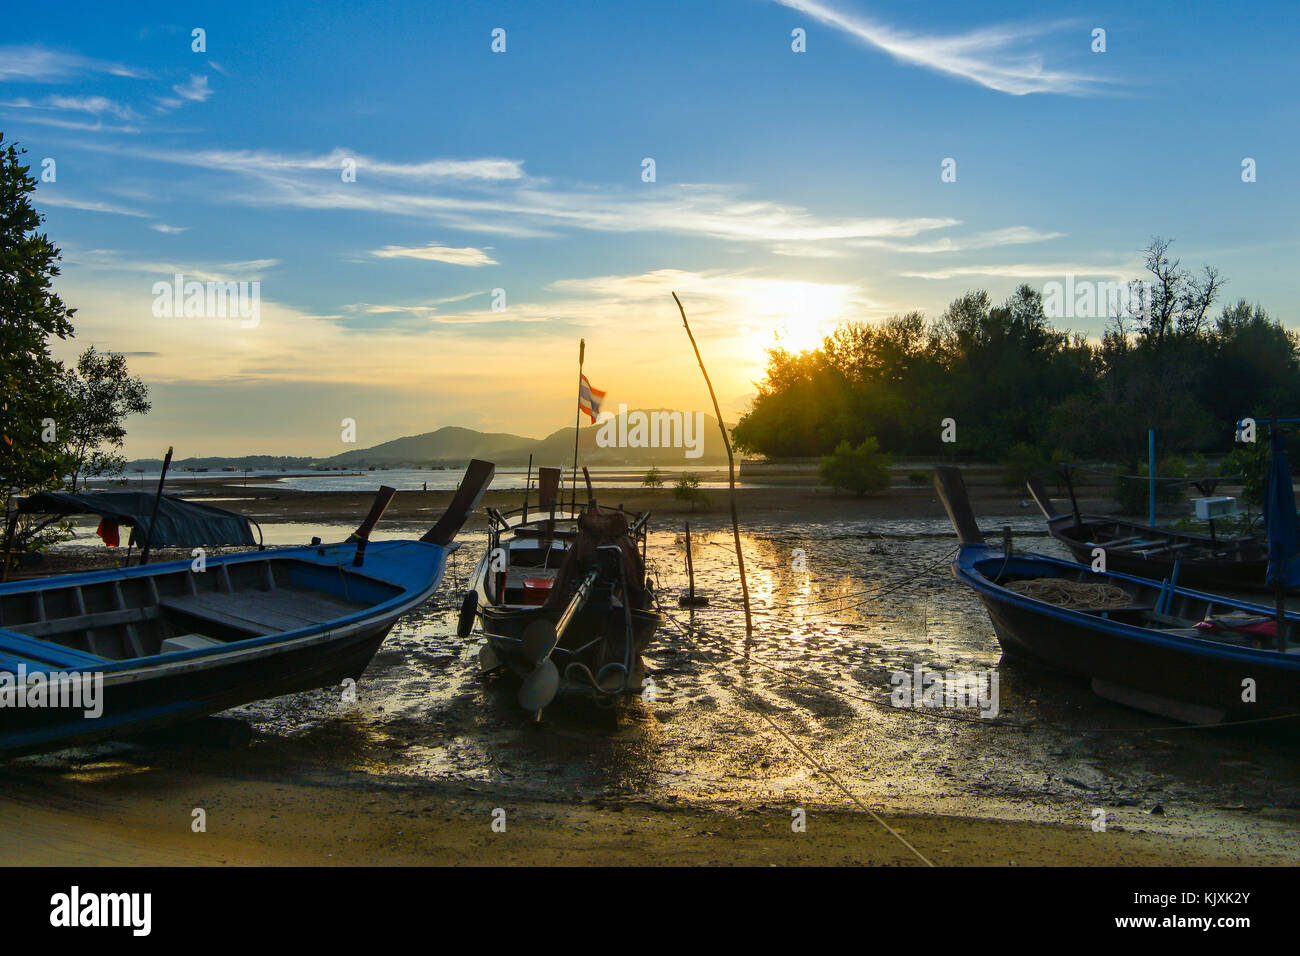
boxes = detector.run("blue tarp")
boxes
[1265,426,1300,589]
[17,491,257,549]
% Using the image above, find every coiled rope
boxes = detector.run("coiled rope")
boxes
[1004,577,1132,610]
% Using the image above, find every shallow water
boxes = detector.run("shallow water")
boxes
[18,515,1300,844]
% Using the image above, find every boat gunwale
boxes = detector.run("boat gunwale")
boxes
[954,543,1300,669]
[0,539,450,678]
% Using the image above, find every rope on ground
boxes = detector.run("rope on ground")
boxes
[672,617,935,867]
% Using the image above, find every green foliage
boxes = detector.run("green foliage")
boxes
[907,470,928,485]
[641,466,663,488]
[733,240,1296,467]
[0,134,75,498]
[61,347,151,491]
[1112,457,1190,514]
[819,438,891,496]
[0,135,151,557]
[672,473,711,511]
[1220,441,1269,509]
[1001,442,1049,490]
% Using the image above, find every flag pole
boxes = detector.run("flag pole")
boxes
[572,339,585,516]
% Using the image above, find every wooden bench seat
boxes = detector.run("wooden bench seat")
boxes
[0,629,109,671]
[160,588,367,636]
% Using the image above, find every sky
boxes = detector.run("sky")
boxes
[2,0,1297,458]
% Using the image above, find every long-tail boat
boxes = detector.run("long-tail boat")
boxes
[459,464,662,714]
[938,466,1300,725]
[0,460,494,757]
[1025,472,1268,590]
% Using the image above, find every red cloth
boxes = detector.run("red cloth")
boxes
[95,519,120,548]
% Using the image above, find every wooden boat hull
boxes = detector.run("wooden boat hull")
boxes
[955,546,1300,723]
[1026,476,1269,591]
[479,601,663,693]
[0,539,449,758]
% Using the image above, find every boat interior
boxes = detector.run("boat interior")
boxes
[0,556,398,670]
[974,554,1296,652]
[1062,518,1264,563]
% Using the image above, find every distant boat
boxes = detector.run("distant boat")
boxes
[937,466,1300,724]
[1026,473,1268,590]
[459,465,663,714]
[0,460,494,758]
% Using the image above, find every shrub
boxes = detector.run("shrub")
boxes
[672,473,711,511]
[819,438,891,496]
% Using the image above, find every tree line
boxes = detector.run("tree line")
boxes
[732,238,1298,477]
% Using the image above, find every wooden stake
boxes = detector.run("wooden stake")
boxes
[673,292,751,649]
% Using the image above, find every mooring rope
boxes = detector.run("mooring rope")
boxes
[670,617,935,866]
[1004,577,1132,610]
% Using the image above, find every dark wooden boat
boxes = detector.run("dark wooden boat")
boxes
[938,466,1300,724]
[1025,473,1268,590]
[0,460,494,758]
[460,465,663,712]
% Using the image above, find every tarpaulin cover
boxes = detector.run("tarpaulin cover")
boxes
[17,491,256,549]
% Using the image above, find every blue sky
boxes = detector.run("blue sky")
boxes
[2,0,1297,456]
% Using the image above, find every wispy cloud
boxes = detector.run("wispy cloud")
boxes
[36,194,150,217]
[855,226,1064,254]
[370,244,498,266]
[771,0,1108,95]
[171,74,212,102]
[64,248,279,283]
[105,145,526,181]
[901,261,1137,281]
[74,141,958,246]
[0,45,147,82]
[1,94,139,119]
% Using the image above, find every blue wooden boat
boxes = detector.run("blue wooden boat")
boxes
[936,466,1300,724]
[0,460,494,758]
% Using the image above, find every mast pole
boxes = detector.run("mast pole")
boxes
[140,446,173,566]
[572,338,585,517]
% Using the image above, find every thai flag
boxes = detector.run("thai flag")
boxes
[578,374,605,424]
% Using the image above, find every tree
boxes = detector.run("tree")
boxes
[1,134,77,540]
[819,438,891,496]
[642,466,663,488]
[672,473,711,512]
[61,347,151,491]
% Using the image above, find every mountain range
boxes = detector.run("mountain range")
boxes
[126,410,731,470]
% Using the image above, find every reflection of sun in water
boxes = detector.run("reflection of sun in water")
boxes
[743,280,853,357]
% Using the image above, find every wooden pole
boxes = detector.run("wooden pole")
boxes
[572,339,585,517]
[673,292,752,649]
[139,446,173,566]
[685,522,695,600]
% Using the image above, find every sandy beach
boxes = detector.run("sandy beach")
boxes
[3,761,1291,866]
[5,472,1299,867]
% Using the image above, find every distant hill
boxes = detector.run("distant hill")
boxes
[320,411,730,467]
[125,412,732,471]
[323,426,534,467]
[123,454,316,472]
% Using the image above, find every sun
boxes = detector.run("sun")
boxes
[744,280,853,356]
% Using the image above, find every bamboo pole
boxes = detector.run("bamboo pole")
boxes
[673,292,752,651]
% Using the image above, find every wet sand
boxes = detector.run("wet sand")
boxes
[5,474,1298,866]
[0,770,1279,866]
